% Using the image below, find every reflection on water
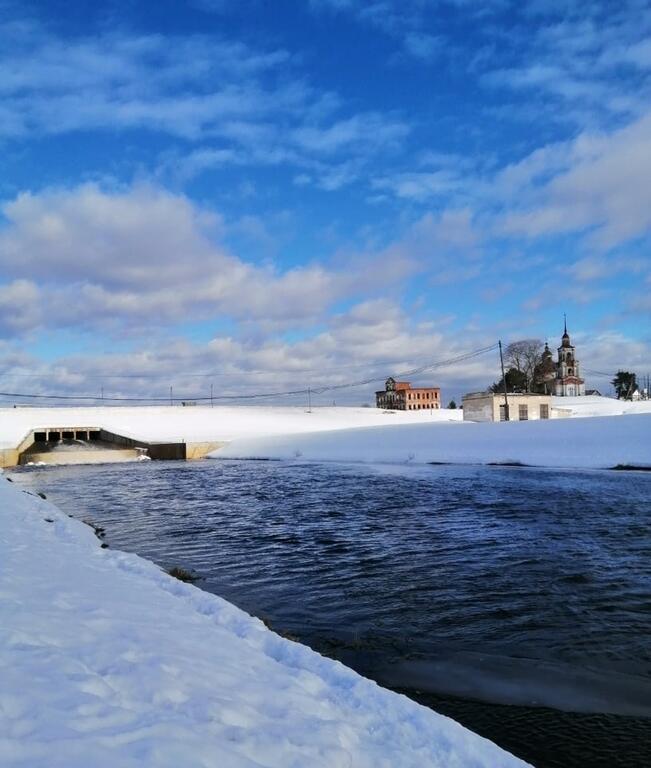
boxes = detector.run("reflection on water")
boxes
[13,459,651,768]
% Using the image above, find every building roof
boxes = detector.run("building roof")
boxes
[463,391,551,400]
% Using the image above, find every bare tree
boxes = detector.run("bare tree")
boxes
[504,339,544,392]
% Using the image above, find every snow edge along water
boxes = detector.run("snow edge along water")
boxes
[211,413,651,471]
[0,472,530,768]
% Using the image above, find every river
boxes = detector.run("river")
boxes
[13,459,651,768]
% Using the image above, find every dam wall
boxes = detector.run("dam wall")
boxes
[0,426,226,468]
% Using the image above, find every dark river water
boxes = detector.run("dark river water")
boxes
[13,459,651,768]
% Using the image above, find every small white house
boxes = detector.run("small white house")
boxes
[462,392,553,422]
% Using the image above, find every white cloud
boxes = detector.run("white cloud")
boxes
[0,20,412,193]
[482,2,651,124]
[292,113,408,155]
[0,27,298,140]
[0,296,500,404]
[0,184,368,336]
[500,110,651,247]
[310,0,470,61]
[0,279,41,334]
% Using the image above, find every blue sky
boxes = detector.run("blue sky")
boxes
[0,0,650,403]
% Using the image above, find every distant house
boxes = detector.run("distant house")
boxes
[585,389,602,397]
[376,378,441,411]
[462,392,553,422]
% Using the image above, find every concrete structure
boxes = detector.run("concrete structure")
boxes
[376,378,441,411]
[462,392,553,422]
[0,425,225,468]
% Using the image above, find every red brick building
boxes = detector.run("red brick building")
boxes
[375,377,441,411]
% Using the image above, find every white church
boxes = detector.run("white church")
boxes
[539,319,586,397]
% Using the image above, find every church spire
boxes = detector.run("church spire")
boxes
[562,313,570,344]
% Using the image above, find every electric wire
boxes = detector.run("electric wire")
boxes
[0,343,499,404]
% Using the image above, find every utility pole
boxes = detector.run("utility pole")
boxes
[210,382,214,407]
[307,386,312,413]
[101,386,104,401]
[499,340,509,421]
[170,385,173,406]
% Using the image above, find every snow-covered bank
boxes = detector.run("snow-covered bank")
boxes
[214,413,651,470]
[551,395,651,418]
[1,397,647,452]
[0,404,461,449]
[0,475,528,767]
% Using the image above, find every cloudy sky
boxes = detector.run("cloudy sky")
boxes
[1,0,650,405]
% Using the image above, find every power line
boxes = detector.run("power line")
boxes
[583,367,615,378]
[0,343,499,404]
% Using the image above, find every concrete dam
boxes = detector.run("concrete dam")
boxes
[0,426,224,468]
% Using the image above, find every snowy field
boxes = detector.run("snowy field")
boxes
[2,396,649,470]
[552,394,651,417]
[0,404,460,449]
[0,474,528,768]
[1,395,648,452]
[215,413,651,470]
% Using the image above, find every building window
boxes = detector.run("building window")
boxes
[499,404,507,421]
[540,404,549,419]
[518,404,528,420]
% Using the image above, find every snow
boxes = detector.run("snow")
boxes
[1,400,646,763]
[0,404,461,450]
[0,475,529,767]
[1,397,648,453]
[215,413,651,470]
[551,394,651,418]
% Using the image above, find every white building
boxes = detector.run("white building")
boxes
[462,392,553,422]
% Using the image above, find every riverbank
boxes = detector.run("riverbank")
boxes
[214,413,651,470]
[0,472,528,767]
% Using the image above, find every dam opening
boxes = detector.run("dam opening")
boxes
[1,427,224,468]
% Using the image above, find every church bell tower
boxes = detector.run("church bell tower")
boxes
[554,316,585,397]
